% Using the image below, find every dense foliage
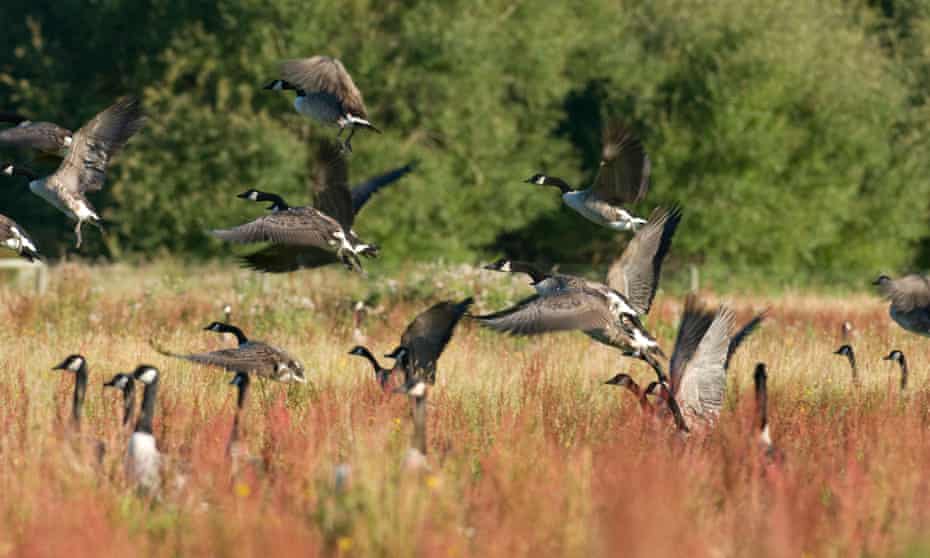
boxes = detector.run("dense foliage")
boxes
[1,0,928,286]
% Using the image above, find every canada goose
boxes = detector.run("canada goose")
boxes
[264,55,380,152]
[349,345,392,390]
[753,363,783,462]
[0,112,72,155]
[0,214,40,261]
[527,123,650,231]
[127,365,161,493]
[387,298,473,385]
[213,142,378,272]
[227,372,250,459]
[833,344,859,385]
[152,322,306,383]
[883,350,908,392]
[874,274,930,336]
[661,296,764,431]
[0,97,144,248]
[103,373,136,427]
[51,354,89,431]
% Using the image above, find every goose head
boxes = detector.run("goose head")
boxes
[132,365,160,385]
[52,354,86,373]
[883,349,905,363]
[104,373,133,390]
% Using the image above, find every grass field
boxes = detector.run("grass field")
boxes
[1,262,928,557]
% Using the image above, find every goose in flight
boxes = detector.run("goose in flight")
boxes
[527,123,650,231]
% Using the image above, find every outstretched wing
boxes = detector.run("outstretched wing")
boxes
[590,123,650,205]
[280,56,368,118]
[606,206,682,315]
[53,96,145,193]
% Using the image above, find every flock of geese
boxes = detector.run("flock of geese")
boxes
[3,55,930,493]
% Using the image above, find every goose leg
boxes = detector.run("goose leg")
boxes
[74,221,83,249]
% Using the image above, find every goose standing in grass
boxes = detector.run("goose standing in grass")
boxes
[103,373,136,428]
[754,363,783,462]
[127,365,161,493]
[874,274,930,336]
[883,350,908,392]
[0,97,144,248]
[0,214,40,261]
[479,207,682,377]
[527,123,650,231]
[349,346,393,390]
[51,355,89,431]
[152,322,306,383]
[213,143,378,273]
[833,344,859,385]
[0,112,72,156]
[387,298,473,384]
[264,55,380,152]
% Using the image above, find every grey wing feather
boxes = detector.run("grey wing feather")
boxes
[54,96,145,193]
[669,295,717,393]
[211,209,340,249]
[606,206,682,315]
[280,56,368,117]
[310,141,354,229]
[675,305,735,424]
[351,162,416,213]
[591,123,651,205]
[881,275,930,312]
[474,291,612,336]
[240,244,339,273]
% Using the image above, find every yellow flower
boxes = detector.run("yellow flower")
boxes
[235,482,251,498]
[337,536,353,553]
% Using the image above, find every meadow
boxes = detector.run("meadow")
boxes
[0,261,926,557]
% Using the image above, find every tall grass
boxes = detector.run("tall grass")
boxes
[0,263,927,557]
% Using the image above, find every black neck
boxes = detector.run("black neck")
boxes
[236,375,250,410]
[544,176,572,194]
[511,262,550,284]
[72,365,88,430]
[122,382,136,427]
[356,346,384,374]
[412,394,427,455]
[898,356,908,391]
[135,378,159,434]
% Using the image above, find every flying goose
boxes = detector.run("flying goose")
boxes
[0,214,40,261]
[103,373,136,427]
[213,142,378,272]
[349,345,393,390]
[0,112,72,156]
[833,344,859,385]
[264,55,380,152]
[387,298,473,385]
[152,322,306,383]
[874,274,930,336]
[883,350,908,392]
[0,97,144,248]
[526,123,650,231]
[52,354,89,431]
[660,296,764,431]
[127,365,161,493]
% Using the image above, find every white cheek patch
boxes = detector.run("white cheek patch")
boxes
[408,381,427,398]
[138,368,157,384]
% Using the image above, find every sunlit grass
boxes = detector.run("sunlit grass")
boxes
[0,262,928,557]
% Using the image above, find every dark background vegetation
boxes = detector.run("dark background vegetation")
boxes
[1,0,929,288]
